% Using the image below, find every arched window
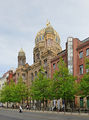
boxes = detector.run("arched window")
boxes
[44,59,47,67]
[35,71,37,77]
[42,35,44,40]
[56,37,58,42]
[36,53,40,59]
[22,73,25,80]
[40,36,41,40]
[31,73,34,82]
[37,37,38,43]
[34,54,35,63]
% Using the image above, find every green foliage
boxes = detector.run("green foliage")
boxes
[0,77,28,103]
[16,77,27,102]
[52,58,76,101]
[85,58,89,70]
[30,67,51,101]
[79,58,89,97]
[79,73,89,97]
[0,82,12,103]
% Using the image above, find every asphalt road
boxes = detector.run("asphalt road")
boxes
[0,109,89,120]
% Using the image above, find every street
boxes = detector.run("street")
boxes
[0,109,89,120]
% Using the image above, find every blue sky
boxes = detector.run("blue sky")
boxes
[0,0,89,77]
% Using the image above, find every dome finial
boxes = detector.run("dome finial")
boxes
[18,48,25,56]
[46,20,50,27]
[19,48,24,53]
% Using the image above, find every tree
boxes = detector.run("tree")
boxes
[52,58,77,108]
[30,67,51,110]
[0,77,28,106]
[16,77,28,103]
[79,58,89,97]
[0,82,12,103]
[79,73,89,97]
[0,81,14,107]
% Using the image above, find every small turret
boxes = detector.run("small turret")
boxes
[18,48,26,67]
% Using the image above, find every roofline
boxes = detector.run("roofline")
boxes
[51,49,66,62]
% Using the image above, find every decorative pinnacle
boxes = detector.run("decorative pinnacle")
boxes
[19,48,24,53]
[46,20,50,27]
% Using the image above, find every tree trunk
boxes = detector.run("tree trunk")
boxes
[30,98,31,109]
[7,102,8,108]
[43,99,44,111]
[40,100,41,110]
[27,96,29,106]
[45,100,47,110]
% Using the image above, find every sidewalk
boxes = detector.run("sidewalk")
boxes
[0,108,89,116]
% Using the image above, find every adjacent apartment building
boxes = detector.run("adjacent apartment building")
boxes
[51,37,89,108]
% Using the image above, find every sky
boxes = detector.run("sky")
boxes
[0,0,89,77]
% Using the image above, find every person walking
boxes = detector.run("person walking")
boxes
[57,99,60,112]
[19,105,23,113]
[52,99,56,111]
[26,105,29,110]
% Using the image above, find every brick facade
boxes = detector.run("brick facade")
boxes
[51,37,89,108]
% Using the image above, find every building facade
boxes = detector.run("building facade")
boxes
[16,22,62,87]
[51,37,89,109]
[15,22,89,109]
[0,69,16,90]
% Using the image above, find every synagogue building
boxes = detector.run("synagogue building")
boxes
[16,22,89,108]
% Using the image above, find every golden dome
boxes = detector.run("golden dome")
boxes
[45,26,54,34]
[45,21,54,34]
[35,21,60,44]
[18,48,25,56]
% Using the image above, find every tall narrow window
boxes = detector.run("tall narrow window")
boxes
[44,59,47,67]
[86,48,89,56]
[34,54,35,63]
[86,68,89,73]
[18,73,19,77]
[36,53,40,59]
[47,39,53,46]
[80,97,83,108]
[45,71,48,77]
[31,73,34,82]
[80,65,83,75]
[53,63,56,70]
[79,51,83,59]
[57,61,59,67]
[35,71,37,77]
[22,73,25,80]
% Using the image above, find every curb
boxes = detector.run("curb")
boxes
[0,108,89,116]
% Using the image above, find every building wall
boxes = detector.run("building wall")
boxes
[77,40,89,80]
[0,71,9,90]
[51,50,67,78]
[73,38,81,77]
[51,37,89,108]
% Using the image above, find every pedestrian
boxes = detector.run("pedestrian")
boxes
[26,105,29,110]
[19,105,23,113]
[62,100,65,111]
[57,99,60,112]
[52,99,56,111]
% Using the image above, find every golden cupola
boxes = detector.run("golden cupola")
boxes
[45,21,54,34]
[35,21,61,46]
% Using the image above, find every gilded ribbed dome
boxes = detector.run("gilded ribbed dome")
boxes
[18,48,25,56]
[35,21,60,44]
